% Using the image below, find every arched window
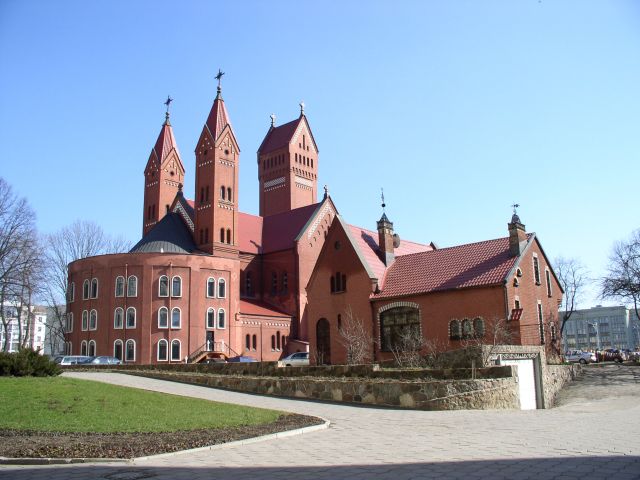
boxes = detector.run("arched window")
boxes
[157,339,168,361]
[245,334,251,350]
[246,271,253,296]
[473,317,485,338]
[171,339,181,361]
[218,278,226,298]
[207,277,215,298]
[88,340,96,357]
[171,307,181,328]
[171,276,182,297]
[82,310,88,331]
[89,309,98,330]
[158,307,168,328]
[127,276,138,297]
[126,307,136,328]
[65,312,74,333]
[125,339,136,362]
[226,229,231,244]
[66,341,72,355]
[159,275,169,297]
[206,308,215,328]
[271,335,276,350]
[81,340,88,356]
[83,280,90,300]
[220,228,225,243]
[281,272,288,294]
[68,281,75,302]
[227,187,232,202]
[282,335,286,348]
[115,276,125,297]
[217,309,225,329]
[379,306,421,351]
[90,278,98,299]
[114,340,123,361]
[220,185,226,200]
[252,334,257,350]
[462,318,473,338]
[114,307,124,329]
[449,319,461,340]
[276,331,281,350]
[316,318,331,365]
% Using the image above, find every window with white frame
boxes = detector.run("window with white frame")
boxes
[127,276,138,297]
[171,307,181,328]
[114,339,123,361]
[125,339,135,361]
[115,276,125,297]
[65,312,73,333]
[114,307,124,329]
[83,280,89,300]
[218,278,226,298]
[172,276,182,297]
[545,269,552,297]
[206,308,215,328]
[89,310,97,330]
[533,254,541,285]
[217,308,225,329]
[66,341,72,355]
[158,307,168,328]
[207,277,215,298]
[126,307,136,328]
[171,339,181,361]
[157,339,168,361]
[68,282,75,302]
[82,310,88,331]
[537,302,545,344]
[88,340,96,357]
[90,278,99,299]
[159,275,169,297]
[81,340,88,356]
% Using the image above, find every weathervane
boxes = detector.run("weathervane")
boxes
[511,203,520,215]
[299,101,305,115]
[381,188,386,212]
[270,113,276,126]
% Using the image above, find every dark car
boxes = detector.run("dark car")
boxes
[600,349,627,363]
[90,356,122,365]
[227,355,258,363]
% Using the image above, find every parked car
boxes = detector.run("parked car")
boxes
[565,350,596,364]
[279,352,310,367]
[90,356,122,365]
[601,349,627,363]
[227,356,258,363]
[56,355,93,365]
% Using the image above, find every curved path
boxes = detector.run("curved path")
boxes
[2,365,640,480]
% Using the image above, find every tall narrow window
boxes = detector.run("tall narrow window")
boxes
[245,334,251,350]
[158,307,168,328]
[114,340,123,361]
[158,275,168,297]
[127,276,137,297]
[171,307,181,328]
[200,187,204,203]
[126,307,136,328]
[68,282,75,302]
[226,229,231,244]
[217,309,225,329]
[220,186,226,200]
[81,340,88,356]
[206,308,215,328]
[114,307,124,329]
[125,339,136,361]
[281,272,288,294]
[227,187,232,202]
[252,334,257,350]
[91,278,98,299]
[271,335,276,350]
[533,255,541,285]
[220,228,225,243]
[537,302,545,344]
[65,312,73,333]
[276,331,281,350]
[88,340,96,357]
[218,278,226,298]
[82,310,88,331]
[157,339,168,361]
[271,272,277,296]
[83,280,89,300]
[545,269,552,297]
[205,186,209,202]
[115,276,125,297]
[171,339,181,361]
[171,276,182,297]
[204,228,209,243]
[89,309,98,330]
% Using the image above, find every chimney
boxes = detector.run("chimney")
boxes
[508,212,527,257]
[377,213,395,266]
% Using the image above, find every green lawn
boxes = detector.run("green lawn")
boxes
[0,377,282,433]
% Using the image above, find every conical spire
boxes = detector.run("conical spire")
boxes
[205,69,233,141]
[153,110,181,164]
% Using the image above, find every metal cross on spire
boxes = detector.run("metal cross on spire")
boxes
[164,95,173,113]
[511,203,520,215]
[270,113,276,126]
[215,69,225,88]
[381,188,386,211]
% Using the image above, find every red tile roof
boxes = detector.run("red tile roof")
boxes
[261,203,320,253]
[238,212,263,254]
[153,120,181,164]
[239,299,291,318]
[372,235,532,299]
[205,95,232,142]
[348,225,433,280]
[258,118,301,153]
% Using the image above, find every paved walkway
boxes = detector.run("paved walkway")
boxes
[2,365,640,479]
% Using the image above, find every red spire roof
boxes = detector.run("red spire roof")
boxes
[152,116,181,164]
[205,90,233,142]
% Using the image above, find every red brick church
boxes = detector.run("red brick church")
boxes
[64,76,562,365]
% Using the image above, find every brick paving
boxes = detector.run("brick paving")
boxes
[2,364,640,479]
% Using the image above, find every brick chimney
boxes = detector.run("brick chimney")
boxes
[377,213,395,266]
[508,212,527,257]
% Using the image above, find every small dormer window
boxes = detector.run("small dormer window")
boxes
[516,268,523,277]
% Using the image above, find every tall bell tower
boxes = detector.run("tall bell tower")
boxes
[142,97,185,236]
[193,71,240,256]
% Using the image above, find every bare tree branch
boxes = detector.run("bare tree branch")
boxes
[601,229,640,324]
[337,307,374,365]
[554,256,589,336]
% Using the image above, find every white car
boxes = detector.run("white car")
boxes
[565,350,596,364]
[279,352,310,367]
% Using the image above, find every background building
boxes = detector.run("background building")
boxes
[0,304,47,353]
[561,305,639,351]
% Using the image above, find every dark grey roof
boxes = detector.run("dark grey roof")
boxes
[130,212,197,254]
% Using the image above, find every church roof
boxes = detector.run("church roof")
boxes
[205,92,233,142]
[153,118,181,164]
[239,299,291,318]
[130,212,198,254]
[257,118,301,153]
[372,234,533,300]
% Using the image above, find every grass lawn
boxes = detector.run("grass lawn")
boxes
[0,376,282,433]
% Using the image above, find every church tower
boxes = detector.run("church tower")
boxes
[193,71,240,256]
[142,97,185,236]
[257,103,319,217]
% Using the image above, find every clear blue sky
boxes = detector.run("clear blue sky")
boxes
[1,0,639,307]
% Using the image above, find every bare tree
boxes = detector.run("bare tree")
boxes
[554,256,589,336]
[337,307,373,364]
[42,220,132,353]
[601,229,640,324]
[389,326,429,369]
[460,316,514,366]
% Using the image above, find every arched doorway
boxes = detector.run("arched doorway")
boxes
[316,318,331,365]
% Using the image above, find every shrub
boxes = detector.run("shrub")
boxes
[0,349,61,377]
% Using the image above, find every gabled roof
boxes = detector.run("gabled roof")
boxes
[239,299,291,318]
[238,212,263,254]
[130,212,198,254]
[372,235,534,300]
[257,114,318,154]
[261,203,320,253]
